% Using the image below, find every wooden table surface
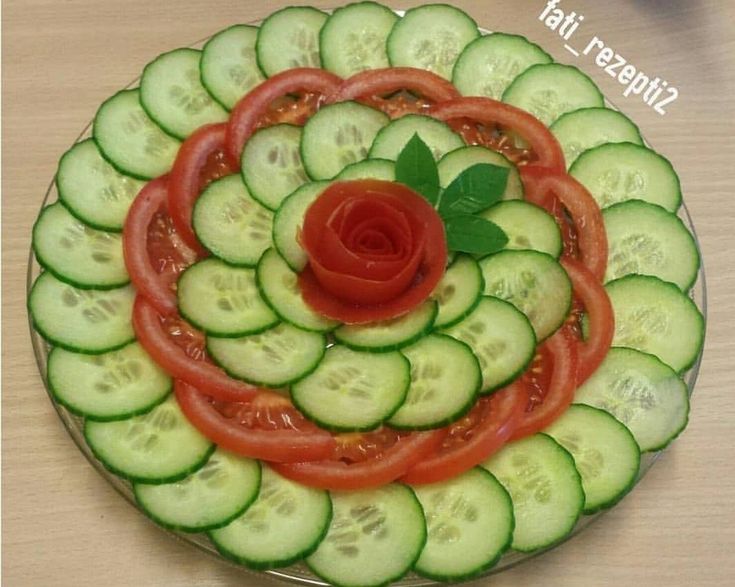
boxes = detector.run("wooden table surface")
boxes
[4,0,734,585]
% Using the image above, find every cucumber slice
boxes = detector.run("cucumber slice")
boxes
[438,145,523,200]
[207,323,326,388]
[92,89,181,180]
[256,6,327,76]
[443,296,536,393]
[306,484,426,587]
[134,449,261,532]
[431,254,483,329]
[241,124,309,210]
[336,158,395,181]
[301,101,389,180]
[502,63,604,126]
[482,434,584,552]
[48,342,171,421]
[256,248,339,332]
[140,48,228,140]
[481,200,562,258]
[569,142,682,212]
[369,114,464,161]
[200,25,266,110]
[411,467,513,581]
[272,181,328,271]
[333,300,437,351]
[388,334,480,430]
[387,4,479,80]
[56,139,144,232]
[192,175,274,267]
[209,465,332,569]
[291,345,409,431]
[544,404,641,514]
[29,272,135,354]
[32,203,129,289]
[550,107,643,168]
[319,2,398,77]
[575,347,689,452]
[452,33,552,100]
[603,199,699,290]
[605,274,704,373]
[479,250,572,341]
[84,395,214,484]
[177,259,278,337]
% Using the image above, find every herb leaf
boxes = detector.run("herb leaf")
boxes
[445,215,509,256]
[437,164,510,219]
[395,133,440,205]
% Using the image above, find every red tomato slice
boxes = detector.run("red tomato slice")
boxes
[428,97,566,172]
[510,326,578,441]
[175,380,336,463]
[326,67,460,113]
[168,122,236,254]
[400,382,526,485]
[123,176,197,316]
[271,428,446,490]
[132,295,263,402]
[521,167,608,282]
[562,259,615,385]
[225,68,342,166]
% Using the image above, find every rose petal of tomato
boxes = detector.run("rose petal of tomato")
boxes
[225,68,342,166]
[400,382,526,485]
[326,67,461,106]
[510,326,579,441]
[175,380,336,463]
[168,122,236,254]
[132,295,264,402]
[271,428,446,491]
[428,97,566,172]
[562,258,615,385]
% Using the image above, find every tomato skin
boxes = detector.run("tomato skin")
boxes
[271,428,446,491]
[168,123,236,255]
[521,167,608,282]
[132,295,263,402]
[428,97,566,172]
[510,326,579,441]
[400,382,526,485]
[562,258,614,385]
[175,380,336,463]
[123,176,180,316]
[326,67,460,107]
[225,68,342,166]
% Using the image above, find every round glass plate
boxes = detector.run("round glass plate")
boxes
[27,16,707,587]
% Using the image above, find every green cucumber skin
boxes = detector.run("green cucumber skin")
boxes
[432,254,485,330]
[83,419,216,485]
[133,461,262,533]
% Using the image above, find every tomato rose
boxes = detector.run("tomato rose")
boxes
[298,179,447,323]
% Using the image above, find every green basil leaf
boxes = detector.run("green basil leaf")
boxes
[437,163,510,219]
[445,215,509,255]
[395,133,440,205]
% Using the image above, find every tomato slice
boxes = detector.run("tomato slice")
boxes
[326,67,461,115]
[225,68,342,166]
[509,326,578,441]
[123,176,196,316]
[521,167,608,282]
[400,382,526,485]
[428,97,566,172]
[168,122,236,254]
[271,428,446,490]
[562,258,615,385]
[174,380,336,463]
[132,295,263,402]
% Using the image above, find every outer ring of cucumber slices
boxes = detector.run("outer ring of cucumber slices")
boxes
[28,6,708,587]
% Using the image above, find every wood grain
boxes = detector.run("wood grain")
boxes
[3,1,735,586]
